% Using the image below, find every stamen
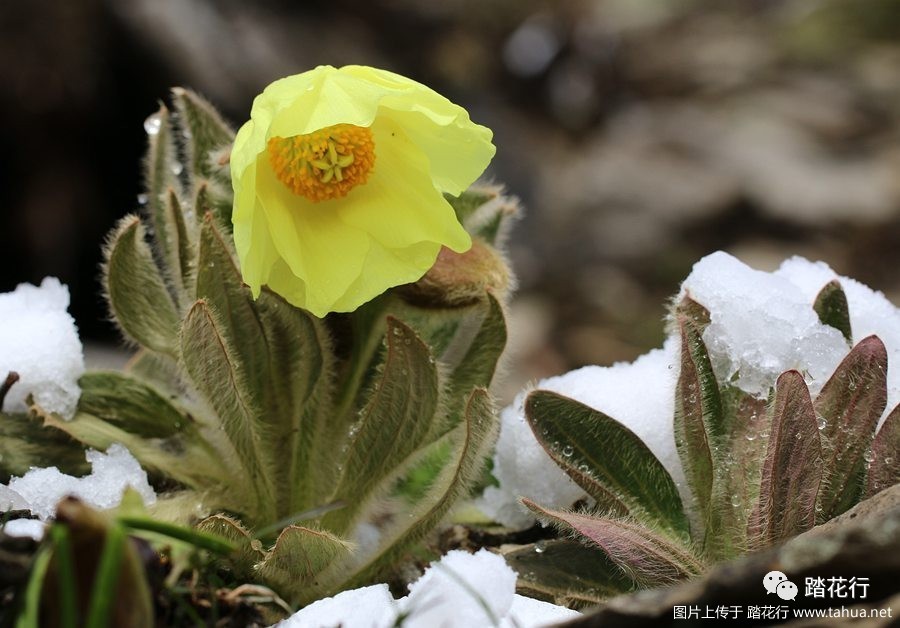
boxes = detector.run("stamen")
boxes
[267,124,375,202]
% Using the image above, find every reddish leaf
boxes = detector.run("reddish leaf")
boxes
[748,371,821,548]
[865,405,900,498]
[523,499,703,587]
[814,336,887,520]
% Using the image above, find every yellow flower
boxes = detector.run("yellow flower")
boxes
[230,65,496,317]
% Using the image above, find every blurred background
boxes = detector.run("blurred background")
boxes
[2,0,900,400]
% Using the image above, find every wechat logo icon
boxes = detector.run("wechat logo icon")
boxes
[763,571,798,601]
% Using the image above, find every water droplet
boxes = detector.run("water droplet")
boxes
[392,327,402,337]
[884,456,893,465]
[137,193,148,205]
[171,162,184,176]
[815,503,823,513]
[760,430,769,439]
[863,450,875,463]
[562,445,574,457]
[731,494,740,507]
[144,113,162,135]
[817,416,827,430]
[577,463,590,473]
[534,541,547,553]
[745,432,757,441]
[795,432,802,439]
[688,394,697,404]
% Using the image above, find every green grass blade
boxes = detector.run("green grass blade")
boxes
[85,523,126,628]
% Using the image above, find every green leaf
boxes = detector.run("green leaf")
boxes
[161,188,195,306]
[335,388,497,593]
[865,405,900,498]
[77,371,191,439]
[525,390,689,539]
[103,216,181,355]
[255,289,333,514]
[195,212,269,396]
[445,184,519,247]
[39,409,222,493]
[814,280,852,344]
[324,318,441,533]
[180,300,275,522]
[194,514,264,575]
[194,180,233,233]
[124,350,183,398]
[256,525,352,604]
[523,500,703,587]
[15,542,52,628]
[195,212,335,513]
[84,523,126,628]
[673,297,722,540]
[446,187,499,226]
[142,104,181,264]
[502,539,634,607]
[714,389,769,558]
[171,88,234,181]
[445,294,507,407]
[748,371,822,548]
[0,412,87,482]
[814,335,887,520]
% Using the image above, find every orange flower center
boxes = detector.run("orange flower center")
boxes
[267,124,376,202]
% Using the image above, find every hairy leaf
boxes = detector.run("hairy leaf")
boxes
[525,390,688,539]
[446,184,519,246]
[673,297,722,539]
[180,300,275,521]
[142,104,181,267]
[865,406,900,498]
[103,217,180,355]
[256,525,352,604]
[77,372,191,439]
[335,388,497,594]
[195,213,269,398]
[171,88,234,181]
[255,289,333,513]
[324,318,440,533]
[814,335,887,520]
[814,280,852,344]
[0,412,87,482]
[748,371,821,548]
[503,539,634,607]
[715,389,769,558]
[523,500,703,587]
[40,408,222,493]
[195,514,265,574]
[162,189,195,306]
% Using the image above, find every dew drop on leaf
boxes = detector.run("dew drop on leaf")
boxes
[144,113,162,135]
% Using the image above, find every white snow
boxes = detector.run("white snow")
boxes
[2,518,45,541]
[3,444,156,520]
[680,251,848,399]
[0,277,85,419]
[0,485,29,511]
[274,549,578,628]
[479,338,682,529]
[776,256,900,428]
[275,584,398,628]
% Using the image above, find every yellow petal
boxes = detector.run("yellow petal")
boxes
[335,116,472,254]
[254,155,371,317]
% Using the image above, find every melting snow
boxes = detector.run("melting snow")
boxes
[0,277,84,419]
